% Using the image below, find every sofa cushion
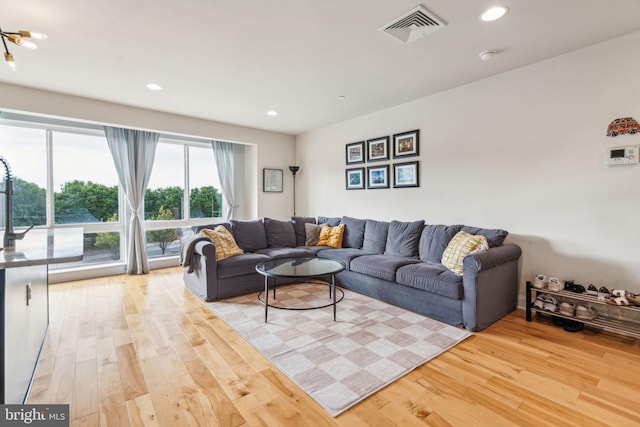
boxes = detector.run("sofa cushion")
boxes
[362,220,389,254]
[199,226,244,261]
[291,216,316,246]
[419,224,463,263]
[441,231,489,275]
[255,247,316,260]
[305,223,322,245]
[350,254,420,282]
[264,218,296,248]
[384,220,425,258]
[396,262,464,299]
[317,216,341,227]
[216,253,270,278]
[317,248,370,268]
[318,224,345,249]
[230,219,268,252]
[340,216,366,249]
[461,225,508,248]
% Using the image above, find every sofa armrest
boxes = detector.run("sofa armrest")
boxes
[461,243,522,331]
[182,239,220,301]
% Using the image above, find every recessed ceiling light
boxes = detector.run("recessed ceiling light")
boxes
[479,50,497,61]
[146,83,162,91]
[481,6,508,21]
[338,95,346,100]
[267,110,278,116]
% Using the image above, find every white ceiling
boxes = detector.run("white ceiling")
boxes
[2,0,640,135]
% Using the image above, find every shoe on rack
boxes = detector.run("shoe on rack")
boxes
[586,284,598,296]
[563,319,585,333]
[607,289,630,306]
[598,286,610,298]
[558,300,575,317]
[575,305,598,320]
[543,295,558,312]
[548,277,563,292]
[533,274,547,289]
[533,295,546,310]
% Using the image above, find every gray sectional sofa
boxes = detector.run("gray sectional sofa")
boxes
[181,216,522,331]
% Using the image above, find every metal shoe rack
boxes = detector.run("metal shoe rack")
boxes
[525,281,640,339]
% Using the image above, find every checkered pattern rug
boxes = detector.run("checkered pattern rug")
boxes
[209,283,472,417]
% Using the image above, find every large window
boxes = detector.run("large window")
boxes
[0,117,225,272]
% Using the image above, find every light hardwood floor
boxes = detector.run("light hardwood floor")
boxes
[28,267,640,426]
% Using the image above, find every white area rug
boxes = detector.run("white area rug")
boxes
[209,283,471,417]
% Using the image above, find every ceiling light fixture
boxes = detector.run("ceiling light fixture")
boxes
[0,26,47,71]
[267,110,278,116]
[479,49,497,61]
[481,6,508,22]
[146,83,162,91]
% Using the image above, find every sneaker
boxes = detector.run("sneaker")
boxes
[548,277,563,292]
[543,295,558,312]
[586,284,598,296]
[558,300,575,316]
[533,295,546,310]
[575,305,597,320]
[598,286,610,297]
[533,274,547,289]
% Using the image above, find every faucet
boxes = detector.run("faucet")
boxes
[0,156,33,248]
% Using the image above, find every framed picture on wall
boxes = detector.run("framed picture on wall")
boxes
[346,141,365,164]
[367,136,389,162]
[346,167,365,190]
[393,161,419,188]
[263,168,283,192]
[367,165,389,189]
[393,129,419,158]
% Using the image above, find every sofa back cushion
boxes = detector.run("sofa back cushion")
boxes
[362,220,389,254]
[230,219,268,252]
[291,216,316,246]
[461,225,508,248]
[317,216,341,227]
[384,220,425,258]
[340,216,366,249]
[419,224,463,263]
[264,218,296,248]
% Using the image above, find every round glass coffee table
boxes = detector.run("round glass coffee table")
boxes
[255,257,346,323]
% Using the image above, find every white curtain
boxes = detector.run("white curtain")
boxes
[211,140,235,220]
[104,126,159,274]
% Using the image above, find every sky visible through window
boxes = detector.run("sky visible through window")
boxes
[0,125,220,190]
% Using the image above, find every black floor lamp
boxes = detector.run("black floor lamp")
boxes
[289,166,300,216]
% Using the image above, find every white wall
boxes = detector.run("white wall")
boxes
[0,83,296,220]
[296,31,640,297]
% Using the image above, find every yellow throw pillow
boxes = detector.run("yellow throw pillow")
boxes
[441,231,489,275]
[317,224,345,249]
[199,226,244,261]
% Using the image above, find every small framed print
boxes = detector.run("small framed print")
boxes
[346,141,365,164]
[346,167,365,190]
[367,136,389,162]
[367,165,389,189]
[393,161,419,188]
[393,129,419,158]
[263,168,283,192]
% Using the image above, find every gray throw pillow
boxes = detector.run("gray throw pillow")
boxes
[230,219,268,252]
[305,223,323,245]
[340,216,366,249]
[419,224,463,263]
[461,225,508,247]
[264,218,296,248]
[291,216,316,246]
[362,220,389,253]
[384,220,425,258]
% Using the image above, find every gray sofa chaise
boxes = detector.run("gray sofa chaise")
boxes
[181,216,522,332]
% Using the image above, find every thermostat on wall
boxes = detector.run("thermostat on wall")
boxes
[607,145,639,165]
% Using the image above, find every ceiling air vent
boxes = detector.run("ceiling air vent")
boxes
[379,5,446,44]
